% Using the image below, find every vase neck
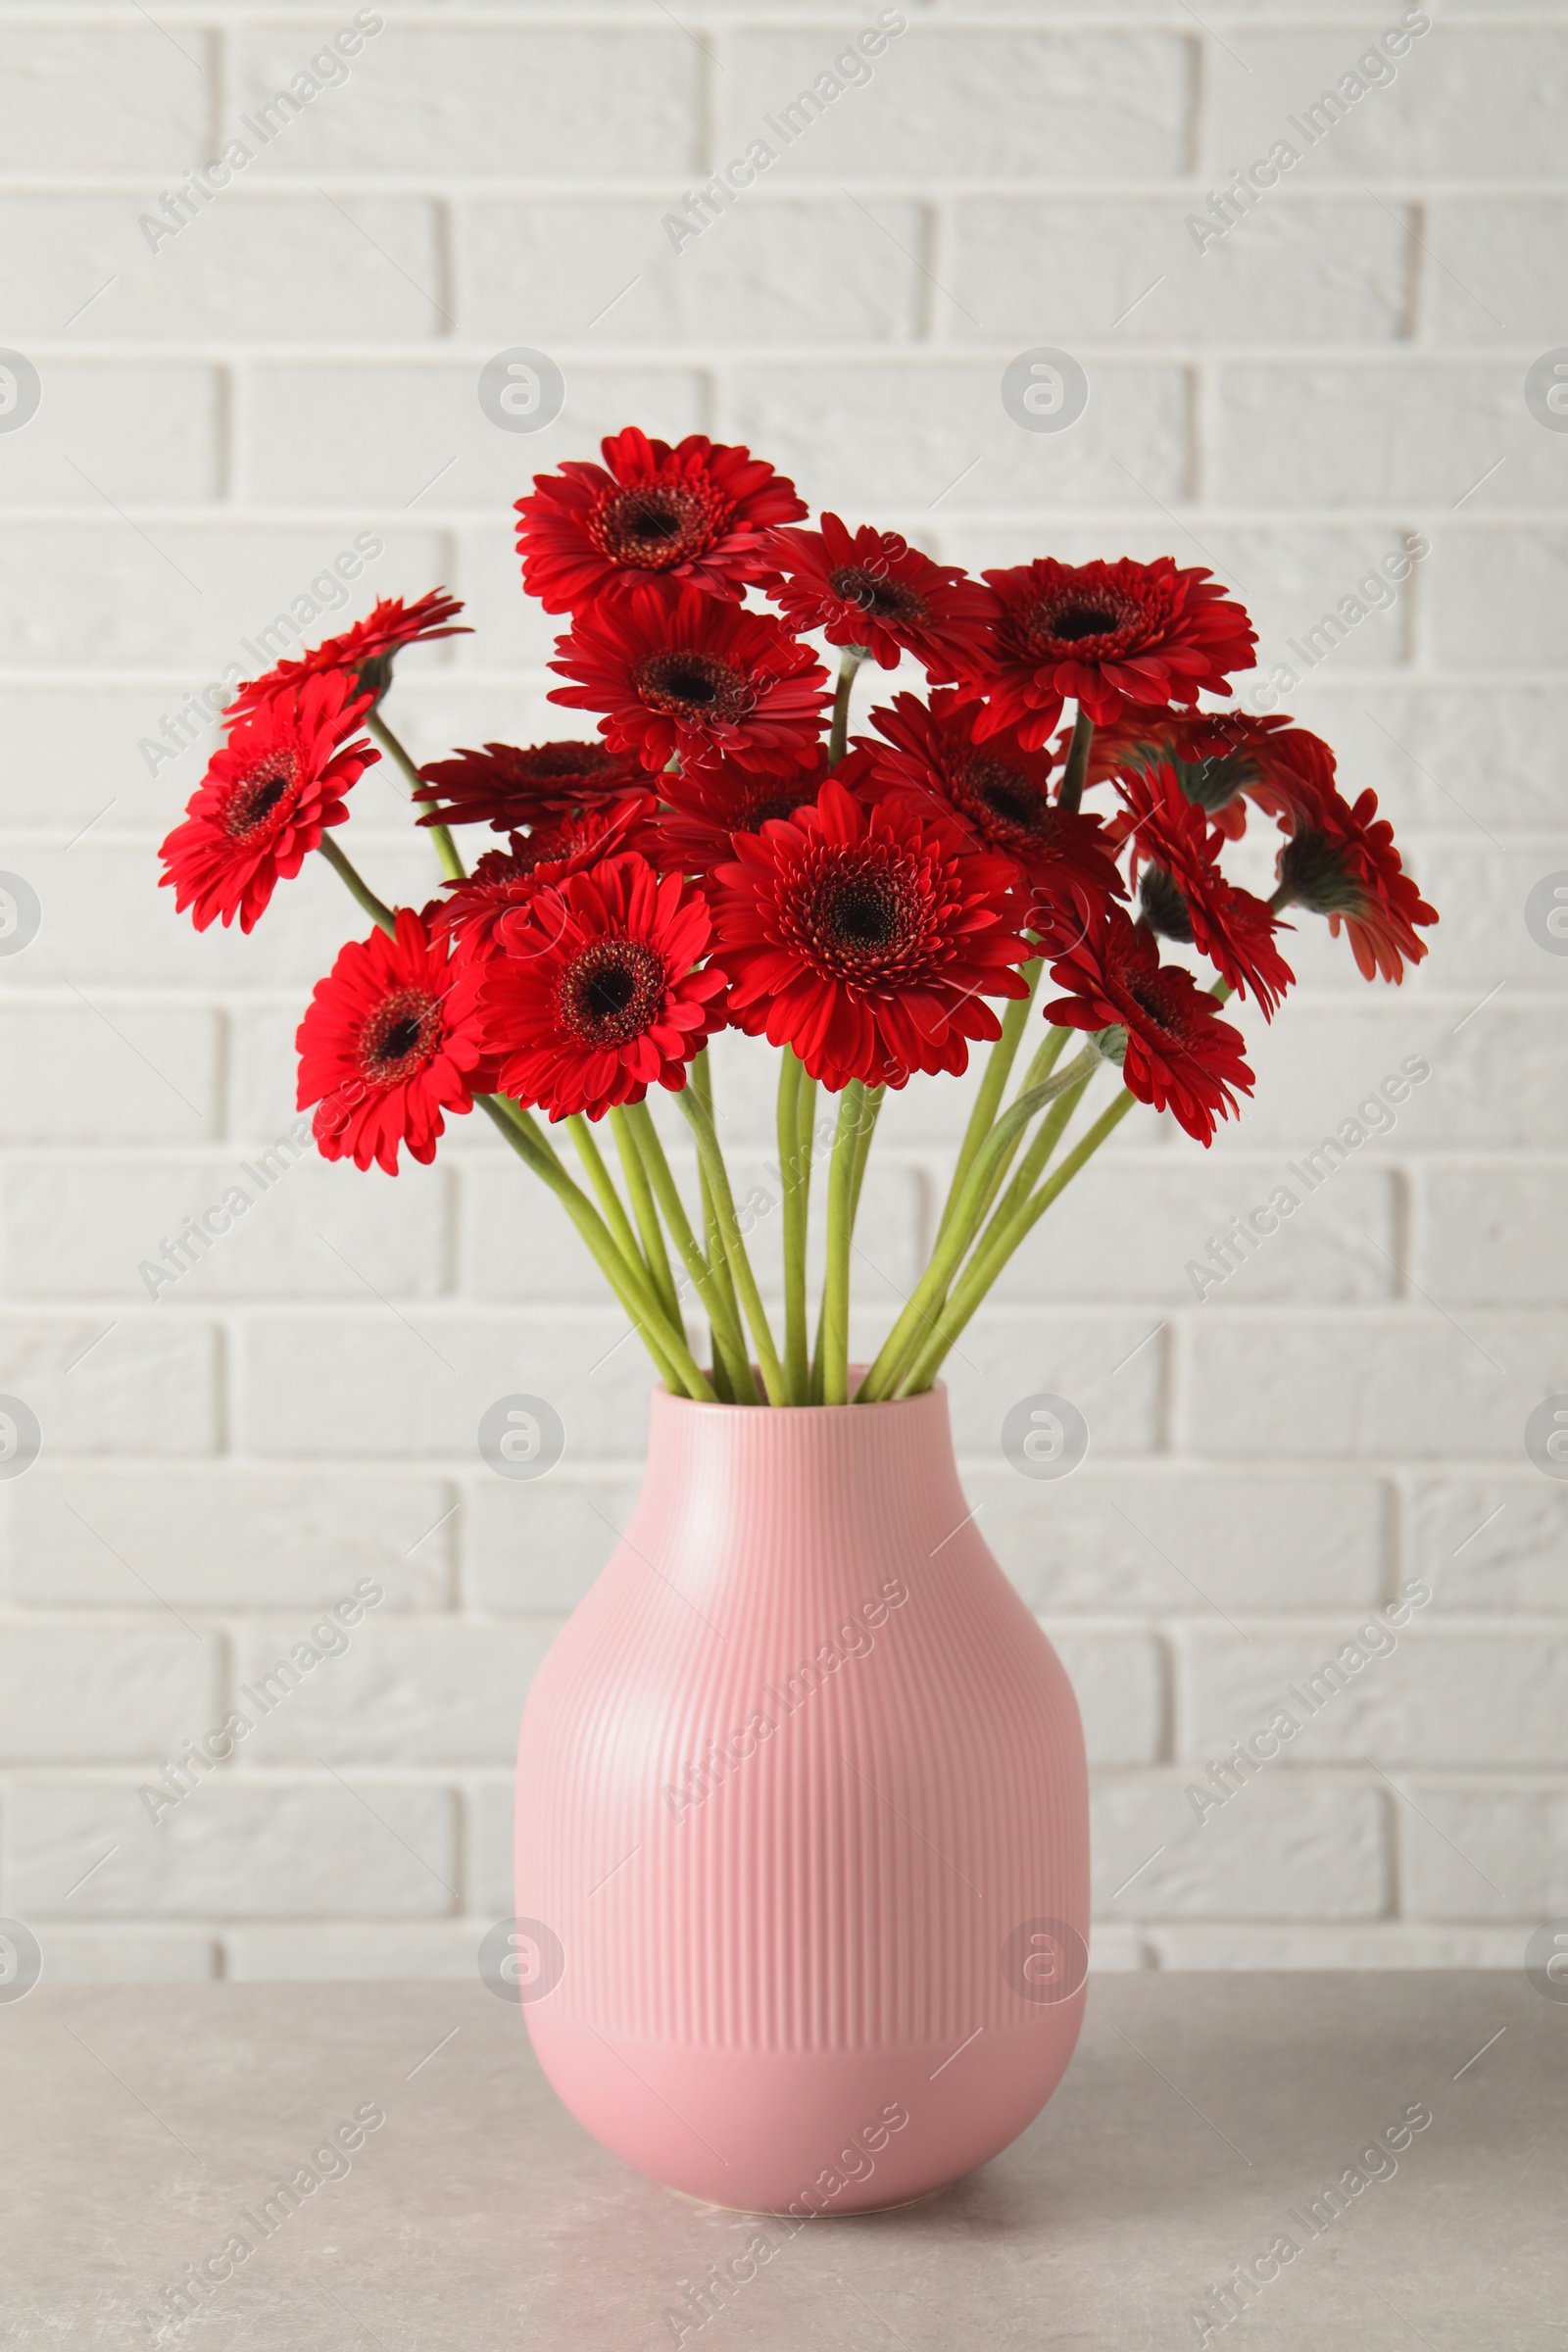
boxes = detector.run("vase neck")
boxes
[624,1387,972,1615]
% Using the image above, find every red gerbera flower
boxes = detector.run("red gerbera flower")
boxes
[1113,762,1295,1018]
[549,583,831,776]
[476,855,726,1121]
[429,794,657,955]
[297,908,491,1175]
[159,673,377,934]
[1274,787,1438,983]
[848,690,1124,948]
[969,559,1256,747]
[228,591,468,716]
[413,739,644,834]
[515,427,807,613]
[708,776,1033,1091]
[758,515,998,681]
[649,751,831,878]
[1086,707,1333,843]
[1043,905,1254,1146]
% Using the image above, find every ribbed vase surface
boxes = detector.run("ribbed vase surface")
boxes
[514,1382,1090,2213]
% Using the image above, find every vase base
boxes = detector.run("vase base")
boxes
[667,2179,957,2220]
[527,2002,1084,2214]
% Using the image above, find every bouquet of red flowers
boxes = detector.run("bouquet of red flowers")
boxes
[160,427,1437,1408]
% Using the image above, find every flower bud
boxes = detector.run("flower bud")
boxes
[1276,829,1363,915]
[1138,863,1195,943]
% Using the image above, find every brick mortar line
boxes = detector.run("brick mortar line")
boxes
[12,174,1568,192]
[3,1452,1552,1477]
[9,503,1568,523]
[8,1609,1563,1633]
[5,341,1563,362]
[3,5,1562,24]
[9,1294,1568,1317]
[10,1764,1563,1782]
[1,976,1560,993]
[3,1453,1559,1477]
[11,817,1564,839]
[6,1139,1566,1159]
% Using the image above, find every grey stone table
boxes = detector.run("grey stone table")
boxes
[4,1973,1563,2348]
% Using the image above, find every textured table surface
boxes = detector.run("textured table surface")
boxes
[4,1971,1563,2349]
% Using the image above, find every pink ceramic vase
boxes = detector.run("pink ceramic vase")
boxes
[514,1382,1090,2214]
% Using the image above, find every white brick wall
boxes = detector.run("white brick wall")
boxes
[1,0,1564,1987]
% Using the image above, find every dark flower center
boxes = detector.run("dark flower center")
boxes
[735,779,819,831]
[827,564,926,625]
[558,938,666,1046]
[1050,603,1120,641]
[1122,970,1178,1033]
[793,849,926,980]
[637,649,753,728]
[509,818,586,876]
[357,988,443,1088]
[827,876,901,948]
[1027,594,1139,657]
[224,750,301,843]
[522,742,619,781]
[594,479,727,571]
[957,753,1051,840]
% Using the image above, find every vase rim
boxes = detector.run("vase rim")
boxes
[653,1375,948,1419]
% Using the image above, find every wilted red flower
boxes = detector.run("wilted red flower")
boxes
[159,673,377,934]
[1086,706,1334,843]
[228,591,468,716]
[759,515,997,680]
[429,794,657,954]
[1275,787,1438,983]
[413,739,644,834]
[649,751,831,877]
[1115,763,1295,1018]
[1043,906,1253,1145]
[476,854,725,1121]
[297,908,491,1175]
[549,583,830,776]
[970,558,1256,747]
[708,777,1033,1090]
[848,690,1124,945]
[516,427,806,613]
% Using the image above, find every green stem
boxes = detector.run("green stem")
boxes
[317,835,397,936]
[1056,708,1094,814]
[623,1102,759,1400]
[369,710,466,882]
[819,1083,868,1406]
[677,1088,788,1406]
[565,1113,644,1277]
[848,1083,883,1225]
[316,825,706,1391]
[810,1079,886,1394]
[855,1047,1102,1401]
[867,1037,1085,1403]
[605,1108,683,1329]
[933,962,1042,1245]
[477,1098,710,1399]
[689,1052,748,1400]
[900,1091,1138,1394]
[828,648,869,767]
[985,1054,1096,1237]
[966,1023,1074,1232]
[1017,1021,1072,1094]
[777,1049,811,1402]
